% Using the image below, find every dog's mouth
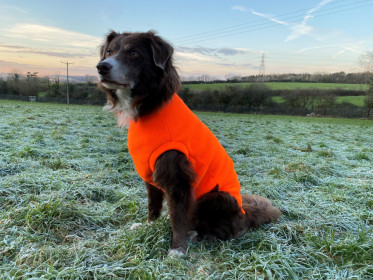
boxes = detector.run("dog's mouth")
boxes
[100,79,130,90]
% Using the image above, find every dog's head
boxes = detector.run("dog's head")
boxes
[97,31,180,124]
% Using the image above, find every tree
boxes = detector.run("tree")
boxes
[313,91,336,116]
[365,84,373,118]
[22,72,39,96]
[283,89,313,113]
[85,75,97,85]
[51,76,61,96]
[244,83,270,110]
[360,51,373,73]
[8,71,22,95]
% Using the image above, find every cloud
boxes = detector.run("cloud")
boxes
[247,0,334,42]
[5,24,101,48]
[0,59,40,69]
[0,43,93,58]
[250,10,288,26]
[217,62,258,69]
[177,46,215,56]
[175,45,259,76]
[341,46,361,54]
[0,24,102,75]
[0,58,96,76]
[216,48,250,56]
[307,0,334,15]
[176,46,252,58]
[332,50,345,58]
[0,44,26,50]
[175,50,216,62]
[232,6,248,12]
[285,0,334,42]
[0,4,30,15]
[297,45,331,53]
[296,44,362,54]
[248,8,313,43]
[233,6,288,26]
[285,23,313,42]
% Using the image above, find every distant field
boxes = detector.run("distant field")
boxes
[183,82,369,91]
[1,100,372,279]
[336,96,366,107]
[272,96,366,107]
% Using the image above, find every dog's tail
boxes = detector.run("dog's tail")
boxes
[242,194,281,228]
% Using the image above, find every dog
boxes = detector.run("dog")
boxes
[97,31,281,256]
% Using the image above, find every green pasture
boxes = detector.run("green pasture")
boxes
[1,100,372,279]
[182,82,369,91]
[272,96,366,107]
[336,96,366,107]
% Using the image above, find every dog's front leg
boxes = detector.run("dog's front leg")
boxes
[153,150,196,256]
[145,182,164,222]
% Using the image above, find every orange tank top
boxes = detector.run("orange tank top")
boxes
[127,94,244,212]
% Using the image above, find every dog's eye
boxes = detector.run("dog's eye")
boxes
[106,50,113,57]
[130,50,138,56]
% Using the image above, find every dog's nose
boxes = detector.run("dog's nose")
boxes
[96,62,112,75]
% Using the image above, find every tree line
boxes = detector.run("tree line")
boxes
[182,72,373,84]
[1,71,372,118]
[241,72,373,84]
[0,73,105,105]
[178,83,373,118]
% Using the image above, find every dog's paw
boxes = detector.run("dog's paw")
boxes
[168,249,185,258]
[187,230,200,243]
[129,223,143,230]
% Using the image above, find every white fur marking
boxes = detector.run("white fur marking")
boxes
[168,249,185,257]
[103,88,137,127]
[130,223,143,230]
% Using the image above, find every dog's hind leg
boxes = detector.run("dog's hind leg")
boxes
[242,195,281,228]
[153,150,196,255]
[146,182,164,221]
[194,190,246,241]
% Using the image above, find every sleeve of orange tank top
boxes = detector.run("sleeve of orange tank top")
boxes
[148,142,190,173]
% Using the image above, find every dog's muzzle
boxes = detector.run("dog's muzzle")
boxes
[96,62,112,76]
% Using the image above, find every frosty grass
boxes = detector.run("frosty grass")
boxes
[0,100,372,279]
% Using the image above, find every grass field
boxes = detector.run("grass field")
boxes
[272,96,366,107]
[336,96,367,107]
[1,100,372,279]
[182,82,369,91]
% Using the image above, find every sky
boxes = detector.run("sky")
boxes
[0,0,373,78]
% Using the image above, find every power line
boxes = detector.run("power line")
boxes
[174,0,371,44]
[173,0,372,45]
[172,0,352,42]
[61,61,74,105]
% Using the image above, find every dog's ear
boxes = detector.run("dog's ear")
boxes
[148,32,173,70]
[106,31,118,43]
[100,31,119,58]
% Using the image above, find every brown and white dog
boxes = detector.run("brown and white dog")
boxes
[97,31,281,256]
